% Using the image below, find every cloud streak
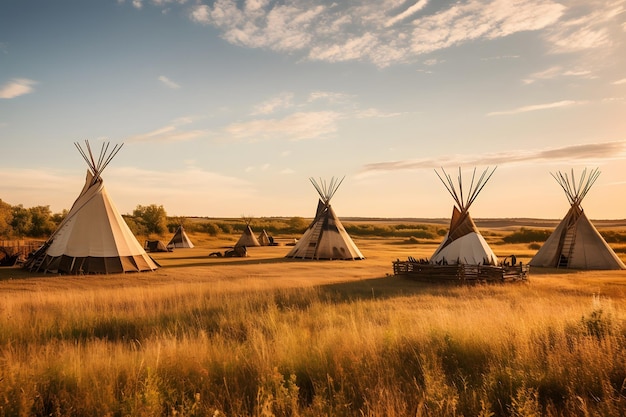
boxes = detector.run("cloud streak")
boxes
[158,75,180,89]
[126,117,208,142]
[360,141,626,174]
[251,92,294,115]
[487,100,584,116]
[0,78,37,99]
[222,111,341,141]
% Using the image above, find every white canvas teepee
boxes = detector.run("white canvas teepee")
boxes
[25,141,159,274]
[286,177,364,260]
[235,218,260,248]
[530,168,625,270]
[167,225,194,249]
[430,167,498,266]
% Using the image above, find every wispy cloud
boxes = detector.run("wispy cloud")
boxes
[251,92,294,115]
[307,91,351,104]
[104,165,256,215]
[543,0,624,54]
[127,116,208,142]
[0,78,37,99]
[182,0,566,68]
[158,75,180,89]
[487,100,584,116]
[127,0,626,68]
[384,0,430,28]
[522,66,595,84]
[613,78,626,85]
[222,111,341,142]
[359,141,626,175]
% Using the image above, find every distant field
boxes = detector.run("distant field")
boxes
[1,223,626,416]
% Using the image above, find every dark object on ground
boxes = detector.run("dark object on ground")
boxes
[209,246,248,258]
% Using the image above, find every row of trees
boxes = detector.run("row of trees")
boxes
[0,199,171,240]
[0,199,66,239]
[0,199,311,240]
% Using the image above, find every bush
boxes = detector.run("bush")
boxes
[503,228,551,244]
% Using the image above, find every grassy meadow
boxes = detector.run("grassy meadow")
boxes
[1,220,626,416]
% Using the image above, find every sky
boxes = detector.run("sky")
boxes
[1,0,625,220]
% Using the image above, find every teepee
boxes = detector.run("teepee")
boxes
[430,167,498,265]
[167,225,194,249]
[258,229,272,246]
[24,141,159,274]
[286,177,364,260]
[235,217,260,248]
[529,168,625,270]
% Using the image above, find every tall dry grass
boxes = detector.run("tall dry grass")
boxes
[0,238,625,416]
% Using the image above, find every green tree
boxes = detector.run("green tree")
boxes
[10,205,32,238]
[133,204,168,235]
[123,215,147,237]
[0,199,12,238]
[51,209,68,228]
[28,205,56,237]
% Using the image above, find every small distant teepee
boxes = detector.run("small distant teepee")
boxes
[529,168,625,270]
[258,229,272,246]
[24,141,159,274]
[286,177,364,260]
[430,167,498,265]
[235,217,261,248]
[167,225,194,249]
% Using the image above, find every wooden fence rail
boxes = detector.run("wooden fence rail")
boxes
[392,260,529,283]
[0,240,46,265]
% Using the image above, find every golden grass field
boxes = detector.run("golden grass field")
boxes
[1,221,626,417]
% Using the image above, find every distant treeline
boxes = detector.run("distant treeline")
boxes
[2,199,626,244]
[502,227,626,244]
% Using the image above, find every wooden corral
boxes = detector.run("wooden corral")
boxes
[392,259,529,284]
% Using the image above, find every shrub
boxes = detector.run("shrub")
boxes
[503,228,551,244]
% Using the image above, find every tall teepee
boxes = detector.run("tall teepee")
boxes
[167,225,194,249]
[24,141,159,274]
[286,177,364,260]
[530,168,625,270]
[430,167,498,265]
[235,217,260,248]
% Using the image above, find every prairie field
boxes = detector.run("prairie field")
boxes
[1,222,626,417]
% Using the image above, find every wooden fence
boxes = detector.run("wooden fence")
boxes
[392,260,529,284]
[0,240,45,265]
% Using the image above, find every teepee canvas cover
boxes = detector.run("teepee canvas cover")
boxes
[25,142,159,274]
[286,177,364,260]
[430,167,498,265]
[530,169,625,270]
[235,219,260,248]
[167,225,194,249]
[258,229,271,246]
